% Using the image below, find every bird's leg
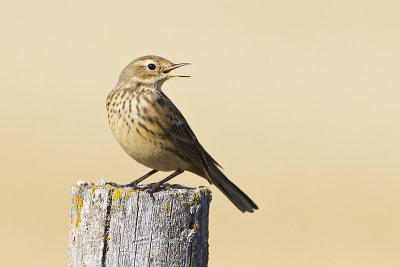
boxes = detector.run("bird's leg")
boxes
[126,169,159,187]
[106,181,120,187]
[148,169,184,193]
[107,169,158,188]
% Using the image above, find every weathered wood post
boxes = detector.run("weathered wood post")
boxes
[68,181,212,267]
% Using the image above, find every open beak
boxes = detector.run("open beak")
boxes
[163,63,190,77]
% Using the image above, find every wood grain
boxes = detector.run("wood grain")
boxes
[68,182,212,267]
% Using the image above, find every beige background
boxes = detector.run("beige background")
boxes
[1,0,400,266]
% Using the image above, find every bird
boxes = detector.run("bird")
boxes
[106,55,258,213]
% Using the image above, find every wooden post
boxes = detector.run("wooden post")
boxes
[68,181,212,267]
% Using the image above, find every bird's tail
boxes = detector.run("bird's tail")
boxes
[207,165,258,213]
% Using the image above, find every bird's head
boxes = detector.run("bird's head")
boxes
[117,55,190,89]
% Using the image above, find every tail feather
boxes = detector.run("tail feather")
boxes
[208,165,258,213]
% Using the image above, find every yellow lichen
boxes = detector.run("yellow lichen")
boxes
[200,186,211,192]
[125,190,133,199]
[106,184,117,190]
[89,184,97,193]
[193,220,200,232]
[112,188,124,200]
[71,194,84,227]
[165,200,169,213]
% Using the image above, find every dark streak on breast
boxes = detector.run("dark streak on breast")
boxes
[143,95,151,103]
[155,120,167,132]
[138,121,156,136]
[120,90,127,100]
[136,128,146,140]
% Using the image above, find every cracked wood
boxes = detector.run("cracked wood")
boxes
[68,183,212,267]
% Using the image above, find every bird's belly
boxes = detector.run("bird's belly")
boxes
[109,117,188,172]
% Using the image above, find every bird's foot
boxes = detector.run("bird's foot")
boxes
[107,181,141,189]
[138,182,162,194]
[107,182,123,188]
[125,181,140,188]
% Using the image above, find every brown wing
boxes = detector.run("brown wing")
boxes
[154,90,221,179]
[154,91,258,212]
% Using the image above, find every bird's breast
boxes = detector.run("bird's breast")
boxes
[106,88,188,171]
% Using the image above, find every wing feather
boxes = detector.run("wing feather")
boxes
[155,91,219,179]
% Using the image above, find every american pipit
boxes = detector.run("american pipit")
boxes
[106,55,258,213]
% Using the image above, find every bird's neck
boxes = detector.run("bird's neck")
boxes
[115,77,165,91]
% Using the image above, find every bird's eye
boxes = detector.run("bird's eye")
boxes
[147,63,156,70]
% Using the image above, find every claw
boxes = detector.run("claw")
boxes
[107,182,123,188]
[148,183,161,194]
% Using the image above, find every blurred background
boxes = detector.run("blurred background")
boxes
[1,0,400,266]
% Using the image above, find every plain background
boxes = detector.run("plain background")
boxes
[1,0,400,266]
